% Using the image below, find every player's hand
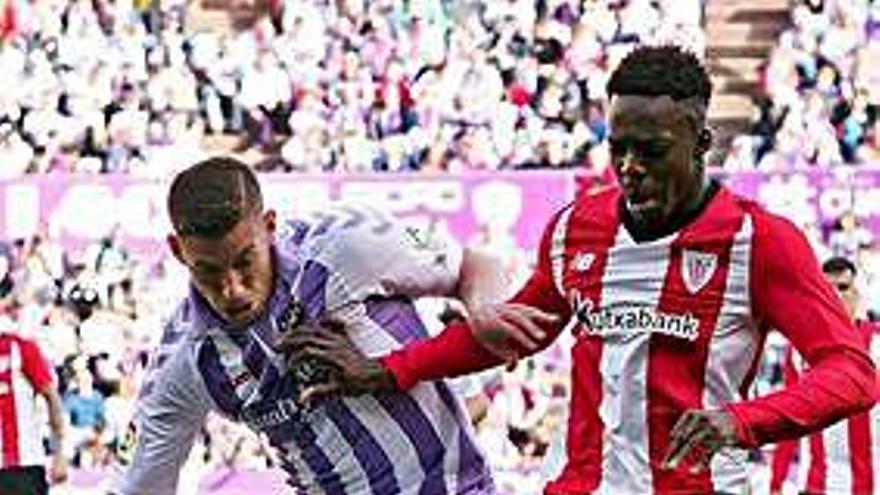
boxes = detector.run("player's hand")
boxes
[276,319,397,405]
[467,303,558,370]
[662,409,739,472]
[49,451,69,484]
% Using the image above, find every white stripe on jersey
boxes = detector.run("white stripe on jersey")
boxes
[550,205,574,298]
[823,420,853,494]
[208,329,262,403]
[702,214,755,492]
[312,406,374,492]
[338,308,478,493]
[797,435,812,489]
[596,225,672,493]
[6,342,43,467]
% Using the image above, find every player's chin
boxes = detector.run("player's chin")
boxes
[627,199,664,224]
[224,304,259,326]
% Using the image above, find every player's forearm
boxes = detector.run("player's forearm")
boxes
[381,321,505,390]
[42,386,67,451]
[455,247,510,311]
[382,270,568,390]
[725,348,876,447]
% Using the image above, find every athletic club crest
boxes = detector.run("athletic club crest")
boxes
[682,250,717,294]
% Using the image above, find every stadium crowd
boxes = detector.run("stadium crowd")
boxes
[0,1,877,494]
[727,0,880,169]
[0,0,705,176]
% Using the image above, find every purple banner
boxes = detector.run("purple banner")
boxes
[716,167,880,235]
[0,171,576,258]
[1,168,877,259]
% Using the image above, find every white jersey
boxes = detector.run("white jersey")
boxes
[112,205,495,495]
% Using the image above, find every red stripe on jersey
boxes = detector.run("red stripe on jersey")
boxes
[546,189,621,494]
[0,339,20,467]
[647,193,745,492]
[848,410,873,494]
[807,434,827,492]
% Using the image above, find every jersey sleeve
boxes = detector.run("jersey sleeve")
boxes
[381,208,573,390]
[329,205,464,299]
[108,337,213,495]
[725,211,876,447]
[19,337,54,391]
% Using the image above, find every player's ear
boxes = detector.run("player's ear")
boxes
[167,234,184,263]
[263,209,277,235]
[696,129,712,155]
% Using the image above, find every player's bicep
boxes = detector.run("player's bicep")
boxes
[111,353,210,494]
[751,213,861,361]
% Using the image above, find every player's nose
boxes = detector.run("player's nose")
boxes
[220,270,248,300]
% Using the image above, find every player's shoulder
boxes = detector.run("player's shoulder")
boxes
[278,203,397,252]
[146,299,205,374]
[720,186,803,240]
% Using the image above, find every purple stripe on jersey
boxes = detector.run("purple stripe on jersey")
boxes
[160,329,184,345]
[364,298,429,345]
[374,393,448,495]
[299,260,329,320]
[362,301,489,490]
[365,298,448,493]
[285,219,311,246]
[434,383,493,493]
[197,340,243,417]
[271,421,347,495]
[323,399,400,494]
[242,339,268,376]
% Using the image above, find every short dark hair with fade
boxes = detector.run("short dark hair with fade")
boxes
[822,256,858,276]
[167,156,263,238]
[607,45,712,107]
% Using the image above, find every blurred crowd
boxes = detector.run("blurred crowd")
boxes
[0,0,704,176]
[727,0,880,169]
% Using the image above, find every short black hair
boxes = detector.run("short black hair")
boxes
[167,156,263,238]
[607,45,712,107]
[822,256,857,276]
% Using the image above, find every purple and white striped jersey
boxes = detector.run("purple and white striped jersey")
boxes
[112,205,495,495]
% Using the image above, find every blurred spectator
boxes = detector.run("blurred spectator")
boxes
[63,357,106,462]
[829,210,873,259]
[0,325,68,494]
[745,0,880,167]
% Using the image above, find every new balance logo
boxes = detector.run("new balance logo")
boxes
[571,252,595,272]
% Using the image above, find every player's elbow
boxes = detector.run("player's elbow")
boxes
[838,347,878,413]
[853,353,878,411]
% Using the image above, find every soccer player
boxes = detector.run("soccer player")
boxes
[108,156,514,494]
[283,45,876,494]
[0,328,68,495]
[770,256,879,495]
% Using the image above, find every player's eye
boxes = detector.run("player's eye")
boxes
[232,255,253,271]
[636,142,670,160]
[192,262,223,283]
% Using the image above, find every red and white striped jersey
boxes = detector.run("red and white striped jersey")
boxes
[771,320,879,495]
[384,183,875,495]
[0,331,53,469]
